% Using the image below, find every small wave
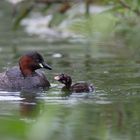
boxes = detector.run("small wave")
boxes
[0,96,22,101]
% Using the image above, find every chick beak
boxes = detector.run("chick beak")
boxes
[54,76,60,80]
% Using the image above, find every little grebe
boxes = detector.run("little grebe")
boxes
[54,73,94,93]
[0,51,52,91]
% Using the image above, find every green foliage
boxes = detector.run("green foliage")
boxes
[12,0,140,49]
[106,0,140,16]
[13,1,34,30]
[70,13,117,43]
[0,117,27,140]
[49,13,67,27]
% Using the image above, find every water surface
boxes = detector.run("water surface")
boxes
[0,1,140,140]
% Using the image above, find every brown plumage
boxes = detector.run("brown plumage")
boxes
[54,73,94,93]
[0,51,52,91]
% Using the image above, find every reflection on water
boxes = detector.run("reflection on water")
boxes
[0,1,140,140]
[20,92,42,118]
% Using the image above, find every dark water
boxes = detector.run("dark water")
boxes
[0,1,140,140]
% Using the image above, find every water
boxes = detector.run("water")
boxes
[0,1,140,140]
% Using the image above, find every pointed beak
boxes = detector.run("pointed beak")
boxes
[39,62,52,70]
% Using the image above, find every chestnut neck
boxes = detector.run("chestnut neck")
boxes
[20,68,35,77]
[19,56,35,77]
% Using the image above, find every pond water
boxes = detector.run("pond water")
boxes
[0,1,140,140]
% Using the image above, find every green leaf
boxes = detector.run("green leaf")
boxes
[13,2,34,30]
[49,13,67,27]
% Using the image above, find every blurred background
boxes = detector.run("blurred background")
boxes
[0,0,140,140]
